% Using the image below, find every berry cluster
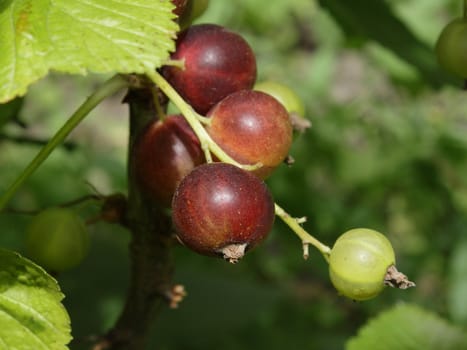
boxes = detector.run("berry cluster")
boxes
[24,0,415,301]
[134,14,294,261]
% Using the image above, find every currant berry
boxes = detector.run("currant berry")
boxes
[133,115,204,207]
[25,207,89,272]
[254,81,305,118]
[206,90,293,178]
[163,24,257,114]
[172,162,275,263]
[435,18,467,78]
[329,228,396,301]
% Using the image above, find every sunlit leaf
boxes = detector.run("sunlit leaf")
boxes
[0,248,71,349]
[0,0,178,102]
[347,303,467,350]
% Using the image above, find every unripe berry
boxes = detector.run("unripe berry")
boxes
[329,228,396,301]
[178,0,210,29]
[435,18,467,78]
[25,208,89,272]
[255,81,305,118]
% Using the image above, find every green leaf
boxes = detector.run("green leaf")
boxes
[318,0,448,87]
[0,248,71,349]
[0,0,178,103]
[347,303,467,350]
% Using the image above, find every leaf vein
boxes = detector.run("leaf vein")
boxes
[0,297,52,350]
[68,0,175,35]
[0,293,61,334]
[51,7,140,71]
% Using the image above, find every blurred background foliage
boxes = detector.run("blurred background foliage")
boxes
[1,0,467,349]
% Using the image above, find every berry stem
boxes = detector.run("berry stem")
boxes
[0,74,130,211]
[145,70,261,171]
[274,203,331,262]
[196,115,212,126]
[163,59,185,70]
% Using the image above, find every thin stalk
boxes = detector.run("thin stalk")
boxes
[0,74,130,210]
[275,203,331,262]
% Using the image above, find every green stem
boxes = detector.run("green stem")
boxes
[464,0,467,18]
[145,70,261,171]
[275,203,331,262]
[0,74,130,211]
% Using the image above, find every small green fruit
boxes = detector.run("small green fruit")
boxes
[329,228,395,301]
[435,18,467,78]
[254,81,305,118]
[26,207,89,272]
[179,0,210,29]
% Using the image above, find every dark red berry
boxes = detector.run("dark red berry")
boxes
[163,24,257,114]
[133,115,204,206]
[206,90,293,178]
[172,162,275,263]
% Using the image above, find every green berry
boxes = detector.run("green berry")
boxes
[435,18,467,78]
[26,207,89,272]
[254,80,305,118]
[329,228,395,301]
[179,0,210,30]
